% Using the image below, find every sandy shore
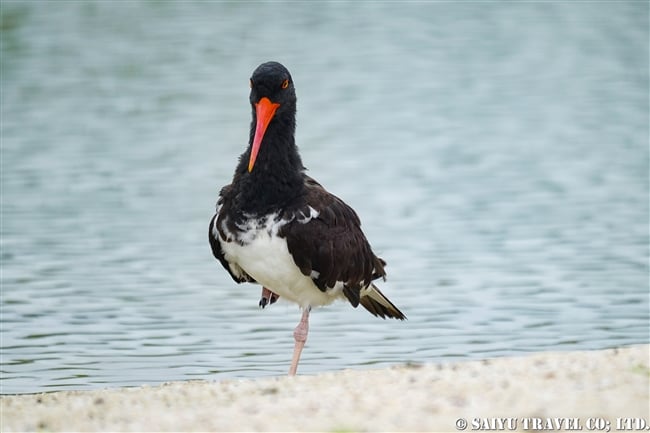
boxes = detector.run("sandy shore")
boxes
[1,345,648,432]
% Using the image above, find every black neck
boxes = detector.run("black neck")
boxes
[231,109,305,215]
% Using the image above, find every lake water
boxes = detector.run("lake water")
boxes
[1,2,648,395]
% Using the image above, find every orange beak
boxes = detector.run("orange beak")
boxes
[248,97,280,172]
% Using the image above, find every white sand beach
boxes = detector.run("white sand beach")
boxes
[1,344,648,432]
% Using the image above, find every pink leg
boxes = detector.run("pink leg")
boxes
[288,307,310,376]
[259,287,279,308]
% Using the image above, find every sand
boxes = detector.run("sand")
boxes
[1,344,648,432]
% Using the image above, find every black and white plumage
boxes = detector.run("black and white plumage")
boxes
[209,61,405,375]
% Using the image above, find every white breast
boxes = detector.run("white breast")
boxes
[217,213,343,309]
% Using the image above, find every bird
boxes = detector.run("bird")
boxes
[209,61,405,376]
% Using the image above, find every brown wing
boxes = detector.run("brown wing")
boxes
[279,176,387,306]
[209,185,256,284]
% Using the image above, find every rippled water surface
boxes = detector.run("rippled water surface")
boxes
[1,2,648,394]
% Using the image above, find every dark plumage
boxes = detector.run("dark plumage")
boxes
[209,61,405,375]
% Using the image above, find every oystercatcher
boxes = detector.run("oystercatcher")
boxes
[209,61,405,375]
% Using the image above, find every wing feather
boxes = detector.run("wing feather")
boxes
[208,186,257,284]
[280,176,386,297]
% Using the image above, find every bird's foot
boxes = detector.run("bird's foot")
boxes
[259,287,279,308]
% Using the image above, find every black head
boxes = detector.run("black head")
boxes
[249,61,296,108]
[247,61,297,172]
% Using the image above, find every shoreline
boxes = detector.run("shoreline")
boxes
[1,344,648,432]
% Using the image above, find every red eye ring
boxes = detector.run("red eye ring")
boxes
[281,79,289,89]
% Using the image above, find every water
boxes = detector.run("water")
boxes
[1,1,648,395]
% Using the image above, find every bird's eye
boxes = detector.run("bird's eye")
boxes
[281,79,289,89]
[249,79,253,88]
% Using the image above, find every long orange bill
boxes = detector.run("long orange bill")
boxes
[248,97,280,172]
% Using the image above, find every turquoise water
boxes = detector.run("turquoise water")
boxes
[1,1,648,394]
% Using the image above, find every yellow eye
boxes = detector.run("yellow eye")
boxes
[281,79,289,89]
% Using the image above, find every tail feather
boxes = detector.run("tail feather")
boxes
[359,283,406,320]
